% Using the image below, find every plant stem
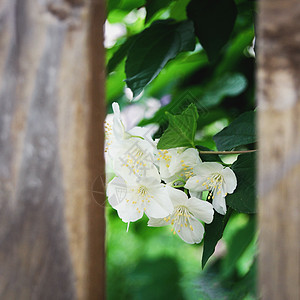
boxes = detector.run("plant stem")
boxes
[198,150,256,155]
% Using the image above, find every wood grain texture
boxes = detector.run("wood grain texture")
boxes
[0,0,106,299]
[257,0,300,299]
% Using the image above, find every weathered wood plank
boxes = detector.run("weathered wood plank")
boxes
[0,0,106,299]
[257,0,300,299]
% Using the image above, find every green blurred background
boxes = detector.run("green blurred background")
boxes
[107,208,256,299]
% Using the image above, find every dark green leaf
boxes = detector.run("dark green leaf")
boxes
[226,152,256,213]
[125,19,196,97]
[197,109,228,129]
[139,71,244,127]
[107,0,122,13]
[214,111,255,151]
[187,0,237,61]
[145,0,173,23]
[107,36,137,74]
[222,216,255,277]
[145,52,208,97]
[198,73,247,108]
[216,28,254,75]
[157,103,199,149]
[202,208,232,268]
[118,0,145,12]
[139,85,207,126]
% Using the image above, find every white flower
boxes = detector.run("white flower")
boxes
[148,187,214,244]
[156,147,202,183]
[107,168,174,223]
[105,102,155,157]
[113,137,158,179]
[111,102,130,139]
[105,102,158,178]
[185,162,237,215]
[112,101,152,140]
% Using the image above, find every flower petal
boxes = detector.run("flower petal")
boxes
[148,216,171,227]
[180,148,202,166]
[169,148,201,175]
[159,162,173,181]
[128,126,157,143]
[195,162,224,176]
[145,199,172,219]
[222,167,237,194]
[146,186,174,218]
[212,192,227,215]
[114,199,143,223]
[112,102,126,138]
[188,197,214,224]
[112,102,120,115]
[189,190,202,198]
[166,186,188,207]
[107,176,128,209]
[176,217,204,244]
[185,175,207,192]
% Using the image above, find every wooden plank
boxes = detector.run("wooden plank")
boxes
[0,0,106,299]
[257,0,300,299]
[86,0,106,298]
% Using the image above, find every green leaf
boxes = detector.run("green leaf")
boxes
[139,72,245,127]
[222,216,255,277]
[145,0,173,24]
[107,0,122,13]
[145,51,208,98]
[226,152,256,213]
[187,0,237,61]
[157,103,199,149]
[170,0,190,21]
[202,208,232,268]
[198,73,247,108]
[118,0,145,12]
[107,9,128,23]
[125,19,196,97]
[106,62,126,102]
[216,28,255,75]
[140,71,242,125]
[214,111,255,151]
[139,78,208,127]
[107,36,137,74]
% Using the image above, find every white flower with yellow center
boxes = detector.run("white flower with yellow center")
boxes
[185,162,237,215]
[107,169,174,223]
[113,137,158,180]
[104,103,128,155]
[105,102,158,177]
[155,148,174,180]
[105,102,155,156]
[148,187,214,244]
[155,147,202,183]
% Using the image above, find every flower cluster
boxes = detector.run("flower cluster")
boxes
[105,103,237,244]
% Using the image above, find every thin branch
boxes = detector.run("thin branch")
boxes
[198,150,256,155]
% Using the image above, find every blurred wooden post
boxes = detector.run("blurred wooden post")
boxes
[0,0,106,299]
[257,0,300,299]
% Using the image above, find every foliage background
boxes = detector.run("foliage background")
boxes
[105,0,257,299]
